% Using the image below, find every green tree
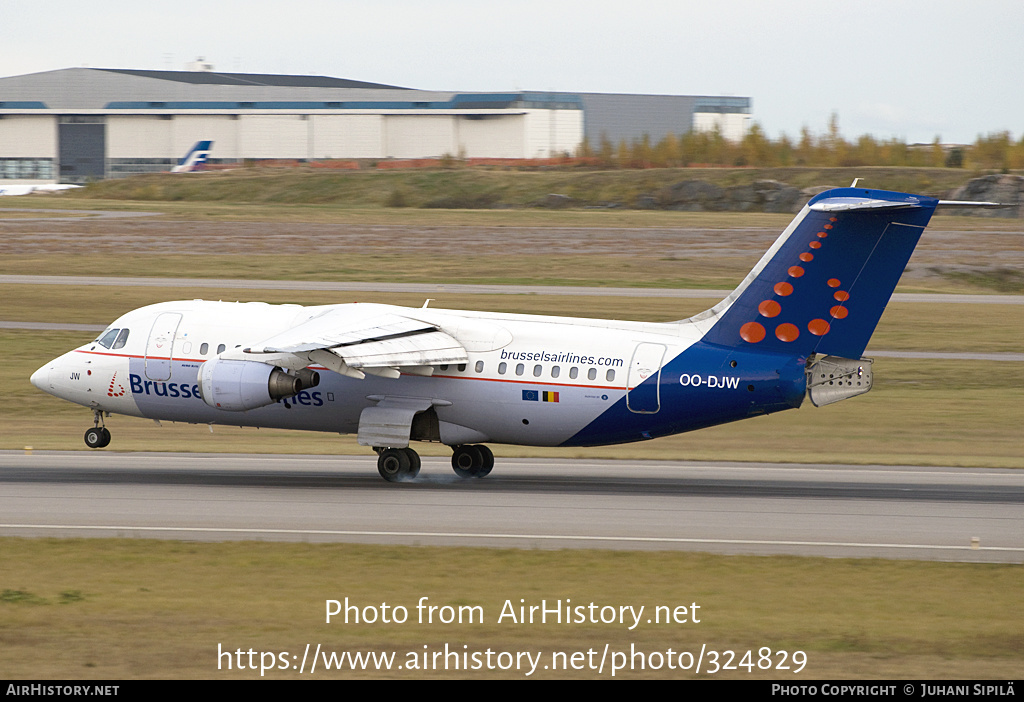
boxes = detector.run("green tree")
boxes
[740,122,773,167]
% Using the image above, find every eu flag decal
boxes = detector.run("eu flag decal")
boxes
[522,389,559,402]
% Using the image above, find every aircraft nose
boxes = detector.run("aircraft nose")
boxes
[30,363,52,392]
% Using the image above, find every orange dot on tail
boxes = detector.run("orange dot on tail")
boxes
[817,231,828,238]
[808,319,830,336]
[788,265,805,278]
[758,300,781,317]
[824,224,833,230]
[809,241,821,249]
[799,252,813,262]
[830,305,849,319]
[774,282,793,296]
[775,323,799,342]
[834,290,850,302]
[740,322,766,343]
[827,278,841,288]
[829,217,838,222]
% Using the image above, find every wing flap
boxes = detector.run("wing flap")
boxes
[253,313,438,354]
[321,330,467,368]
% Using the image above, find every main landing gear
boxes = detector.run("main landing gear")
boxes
[84,409,111,448]
[451,444,493,479]
[375,447,421,482]
[374,444,494,482]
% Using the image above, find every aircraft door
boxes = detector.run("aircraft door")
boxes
[627,343,665,414]
[145,312,181,381]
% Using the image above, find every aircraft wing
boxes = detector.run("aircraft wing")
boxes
[245,306,468,379]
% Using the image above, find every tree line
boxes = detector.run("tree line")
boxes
[577,115,1024,170]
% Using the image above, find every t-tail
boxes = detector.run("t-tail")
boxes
[691,187,940,407]
[171,140,214,172]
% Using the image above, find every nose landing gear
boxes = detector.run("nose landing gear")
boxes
[84,410,111,449]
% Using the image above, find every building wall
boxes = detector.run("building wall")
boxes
[524,109,584,158]
[383,115,456,158]
[239,114,309,159]
[0,115,56,156]
[309,115,383,159]
[693,112,751,143]
[454,114,524,159]
[579,93,698,146]
[102,110,576,165]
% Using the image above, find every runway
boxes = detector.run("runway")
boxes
[2,451,1021,563]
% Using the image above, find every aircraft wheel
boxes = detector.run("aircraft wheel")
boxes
[377,448,414,482]
[451,444,492,478]
[475,444,494,477]
[451,445,481,478]
[84,427,110,449]
[403,448,421,479]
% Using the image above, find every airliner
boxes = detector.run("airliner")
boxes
[170,140,214,173]
[29,187,991,481]
[1,142,212,196]
[0,183,82,196]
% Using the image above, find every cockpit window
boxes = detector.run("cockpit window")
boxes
[112,328,130,350]
[97,328,120,349]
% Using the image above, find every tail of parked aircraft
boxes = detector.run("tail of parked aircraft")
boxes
[691,188,940,361]
[171,140,214,173]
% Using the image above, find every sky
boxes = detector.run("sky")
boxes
[2,0,1021,145]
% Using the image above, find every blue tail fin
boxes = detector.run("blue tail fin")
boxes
[695,188,938,359]
[171,140,213,172]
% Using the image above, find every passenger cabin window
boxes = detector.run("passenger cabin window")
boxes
[217,344,226,354]
[475,361,484,373]
[200,343,209,355]
[606,369,616,382]
[458,363,467,372]
[551,366,560,378]
[588,368,597,381]
[498,362,507,375]
[515,363,524,376]
[569,367,578,379]
[533,364,542,377]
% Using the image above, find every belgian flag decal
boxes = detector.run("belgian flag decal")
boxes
[522,390,559,402]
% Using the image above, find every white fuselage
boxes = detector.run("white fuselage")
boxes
[32,299,729,448]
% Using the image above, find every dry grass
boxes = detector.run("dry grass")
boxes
[2,538,1021,679]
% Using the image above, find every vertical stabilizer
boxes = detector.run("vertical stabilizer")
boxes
[171,140,214,172]
[693,188,938,359]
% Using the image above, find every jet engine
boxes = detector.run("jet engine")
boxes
[197,359,318,411]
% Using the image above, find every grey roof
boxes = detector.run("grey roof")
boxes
[94,68,409,90]
[0,68,445,110]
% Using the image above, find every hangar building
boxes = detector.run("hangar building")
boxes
[0,66,751,184]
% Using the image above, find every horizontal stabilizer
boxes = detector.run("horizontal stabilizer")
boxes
[936,200,1006,208]
[810,196,923,212]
